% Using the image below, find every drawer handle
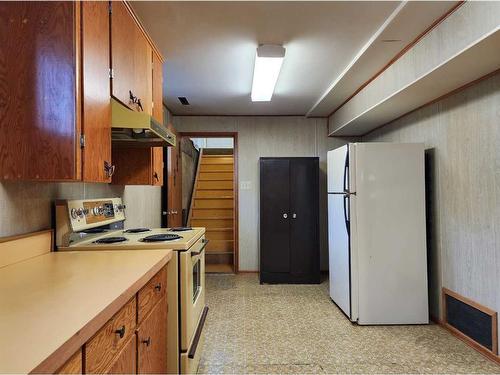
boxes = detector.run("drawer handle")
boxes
[115,325,126,339]
[142,337,151,347]
[154,283,162,292]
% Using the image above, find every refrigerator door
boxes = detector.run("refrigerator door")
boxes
[354,143,428,324]
[327,145,351,318]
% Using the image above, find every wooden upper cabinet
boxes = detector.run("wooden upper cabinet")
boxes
[111,147,163,186]
[152,52,164,124]
[0,2,78,180]
[111,1,152,115]
[0,2,111,182]
[82,1,112,183]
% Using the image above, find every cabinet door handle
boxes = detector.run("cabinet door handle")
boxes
[129,90,143,112]
[141,337,151,346]
[292,213,297,219]
[154,283,162,292]
[104,161,115,178]
[115,325,125,339]
[283,213,288,219]
[153,172,159,182]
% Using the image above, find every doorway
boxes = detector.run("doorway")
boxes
[180,132,238,274]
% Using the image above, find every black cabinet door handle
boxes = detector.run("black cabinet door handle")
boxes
[154,283,162,292]
[115,325,125,338]
[141,337,151,346]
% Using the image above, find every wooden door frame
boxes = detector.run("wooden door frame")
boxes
[179,132,239,273]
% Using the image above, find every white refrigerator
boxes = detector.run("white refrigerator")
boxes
[328,143,429,325]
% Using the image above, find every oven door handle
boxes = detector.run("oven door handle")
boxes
[191,239,209,257]
[188,305,209,359]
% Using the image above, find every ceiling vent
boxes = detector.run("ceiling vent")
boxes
[178,97,190,105]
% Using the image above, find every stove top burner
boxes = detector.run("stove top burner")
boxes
[94,236,128,244]
[81,228,107,234]
[124,228,151,234]
[169,227,192,232]
[140,234,182,242]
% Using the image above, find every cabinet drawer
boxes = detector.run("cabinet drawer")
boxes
[86,297,137,374]
[138,267,167,323]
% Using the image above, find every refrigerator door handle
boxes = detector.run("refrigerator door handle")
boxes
[328,191,356,196]
[343,195,350,233]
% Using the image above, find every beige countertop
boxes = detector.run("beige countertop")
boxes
[0,249,172,374]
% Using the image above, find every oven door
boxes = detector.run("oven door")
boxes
[180,236,207,352]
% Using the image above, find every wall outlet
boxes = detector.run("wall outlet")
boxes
[240,181,252,190]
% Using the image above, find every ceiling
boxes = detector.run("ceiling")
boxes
[131,1,456,116]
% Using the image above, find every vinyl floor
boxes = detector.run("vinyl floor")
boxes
[197,274,500,374]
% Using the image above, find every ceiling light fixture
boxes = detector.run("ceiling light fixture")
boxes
[251,44,286,102]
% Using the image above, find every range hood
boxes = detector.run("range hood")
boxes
[111,98,176,147]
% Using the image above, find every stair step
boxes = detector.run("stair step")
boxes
[200,164,233,172]
[192,208,233,219]
[193,199,233,209]
[201,157,234,165]
[191,218,233,228]
[199,172,233,181]
[206,239,234,252]
[196,190,233,199]
[197,180,233,190]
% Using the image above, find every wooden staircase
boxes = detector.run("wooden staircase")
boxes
[189,149,235,273]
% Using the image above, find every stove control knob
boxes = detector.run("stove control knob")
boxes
[83,208,89,216]
[117,204,125,211]
[92,207,100,216]
[70,208,78,219]
[76,208,84,218]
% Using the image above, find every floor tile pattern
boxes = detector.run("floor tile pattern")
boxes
[198,274,500,374]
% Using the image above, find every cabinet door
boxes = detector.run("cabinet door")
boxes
[137,298,167,374]
[111,1,152,114]
[152,52,163,124]
[82,1,112,183]
[259,159,290,273]
[166,126,182,227]
[0,2,78,180]
[290,159,320,279]
[105,336,137,374]
[152,147,163,187]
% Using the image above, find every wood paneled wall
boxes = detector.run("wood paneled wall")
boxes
[363,72,500,332]
[173,116,352,271]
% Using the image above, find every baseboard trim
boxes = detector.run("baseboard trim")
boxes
[441,321,500,365]
[238,270,259,273]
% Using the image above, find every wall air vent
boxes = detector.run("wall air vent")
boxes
[178,97,190,105]
[443,288,498,356]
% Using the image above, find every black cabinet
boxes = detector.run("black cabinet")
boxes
[259,157,320,284]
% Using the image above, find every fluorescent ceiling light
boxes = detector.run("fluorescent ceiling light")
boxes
[251,44,285,102]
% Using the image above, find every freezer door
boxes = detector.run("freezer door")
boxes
[327,145,348,193]
[328,193,351,318]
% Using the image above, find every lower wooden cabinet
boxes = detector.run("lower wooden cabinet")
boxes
[56,350,82,374]
[79,266,168,374]
[111,147,163,186]
[137,297,168,374]
[105,336,137,374]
